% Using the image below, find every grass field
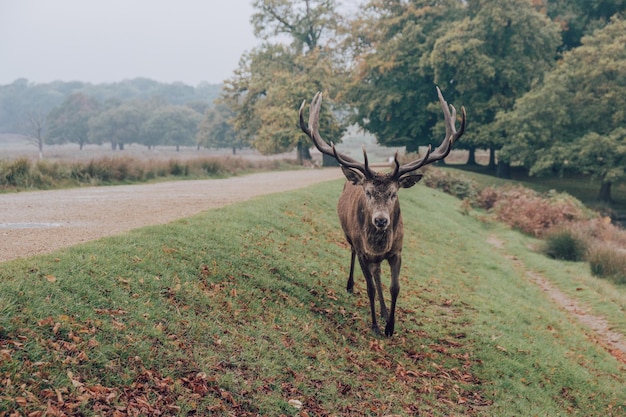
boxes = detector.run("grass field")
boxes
[1,179,625,416]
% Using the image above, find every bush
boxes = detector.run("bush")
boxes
[587,243,626,284]
[542,227,589,261]
[0,158,32,186]
[422,167,480,201]
[478,186,590,237]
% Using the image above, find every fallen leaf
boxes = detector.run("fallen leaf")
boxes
[45,274,57,283]
[288,399,303,409]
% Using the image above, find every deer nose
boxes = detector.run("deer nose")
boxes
[374,216,389,229]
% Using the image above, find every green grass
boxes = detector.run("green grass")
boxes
[1,180,625,416]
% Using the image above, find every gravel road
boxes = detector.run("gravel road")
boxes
[0,169,343,262]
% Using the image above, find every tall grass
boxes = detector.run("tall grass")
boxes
[0,156,296,191]
[1,181,625,415]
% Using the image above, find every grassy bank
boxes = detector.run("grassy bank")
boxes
[1,180,625,415]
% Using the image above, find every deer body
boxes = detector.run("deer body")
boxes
[338,181,405,335]
[299,87,465,336]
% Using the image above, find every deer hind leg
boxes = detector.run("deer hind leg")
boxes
[346,247,356,293]
[357,256,381,335]
[385,254,402,337]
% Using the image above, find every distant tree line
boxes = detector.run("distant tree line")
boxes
[0,78,244,153]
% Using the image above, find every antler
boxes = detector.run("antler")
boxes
[299,92,376,178]
[392,87,466,178]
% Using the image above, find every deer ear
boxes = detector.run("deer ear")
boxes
[341,165,365,185]
[398,174,423,189]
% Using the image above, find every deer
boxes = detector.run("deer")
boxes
[299,87,465,337]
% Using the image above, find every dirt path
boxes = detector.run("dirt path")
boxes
[487,235,626,364]
[0,169,343,262]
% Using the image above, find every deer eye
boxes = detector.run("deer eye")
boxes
[390,192,397,200]
[365,190,373,198]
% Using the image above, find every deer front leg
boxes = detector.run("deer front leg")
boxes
[372,263,388,320]
[346,247,356,293]
[358,256,381,335]
[385,254,402,337]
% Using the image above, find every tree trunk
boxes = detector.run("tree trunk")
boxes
[232,147,237,155]
[297,142,312,165]
[466,147,477,165]
[497,161,511,179]
[488,148,497,170]
[406,141,419,153]
[598,181,612,203]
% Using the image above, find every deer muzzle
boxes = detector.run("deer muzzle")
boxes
[373,212,390,230]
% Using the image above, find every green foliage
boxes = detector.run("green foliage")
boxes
[1,181,625,415]
[498,17,626,200]
[0,78,220,135]
[47,93,100,149]
[545,0,626,51]
[421,165,479,201]
[141,105,202,150]
[197,103,245,152]
[343,0,465,152]
[430,0,560,152]
[88,102,150,149]
[588,243,626,284]
[0,158,32,187]
[222,0,348,161]
[543,227,589,261]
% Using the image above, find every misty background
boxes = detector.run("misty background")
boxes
[0,0,260,86]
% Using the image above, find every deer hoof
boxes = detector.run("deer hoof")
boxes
[384,322,395,337]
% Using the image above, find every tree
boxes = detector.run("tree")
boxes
[142,105,202,151]
[497,17,626,201]
[545,0,626,52]
[197,103,245,153]
[222,0,347,163]
[24,111,47,160]
[343,0,466,153]
[429,0,561,171]
[47,93,100,150]
[88,101,149,150]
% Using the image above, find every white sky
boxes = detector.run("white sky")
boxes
[0,0,261,86]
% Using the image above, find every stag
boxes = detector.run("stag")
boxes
[299,87,465,336]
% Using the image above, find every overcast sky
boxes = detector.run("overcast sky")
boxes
[0,0,262,86]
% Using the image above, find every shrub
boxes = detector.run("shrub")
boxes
[542,227,589,261]
[587,243,626,284]
[0,158,32,186]
[168,160,189,176]
[422,167,480,201]
[480,186,590,237]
